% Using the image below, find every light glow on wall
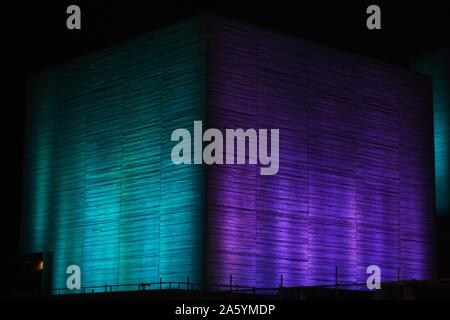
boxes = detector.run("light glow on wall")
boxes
[412,50,449,216]
[23,16,207,292]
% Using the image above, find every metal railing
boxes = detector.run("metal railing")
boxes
[50,277,202,295]
[47,271,450,296]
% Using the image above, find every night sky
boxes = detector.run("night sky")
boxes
[2,0,449,296]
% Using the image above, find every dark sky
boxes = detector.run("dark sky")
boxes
[19,0,450,74]
[2,0,449,294]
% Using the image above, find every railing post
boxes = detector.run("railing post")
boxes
[187,276,190,290]
[335,266,338,300]
[335,266,338,287]
[397,267,401,282]
[229,274,233,292]
[280,273,284,288]
[160,277,162,290]
[105,284,107,292]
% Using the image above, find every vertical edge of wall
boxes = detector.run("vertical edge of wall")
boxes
[410,49,449,279]
[159,14,208,287]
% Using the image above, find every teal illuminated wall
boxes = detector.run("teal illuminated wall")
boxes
[412,50,449,215]
[23,16,207,292]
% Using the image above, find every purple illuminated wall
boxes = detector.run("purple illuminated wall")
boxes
[205,16,435,288]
